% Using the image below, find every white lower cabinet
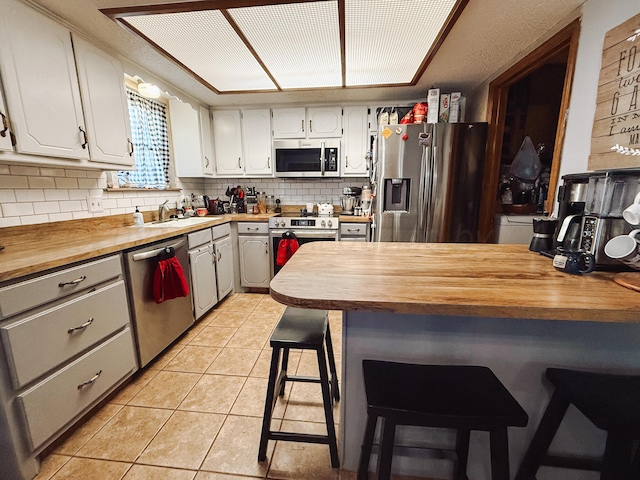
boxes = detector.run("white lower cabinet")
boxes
[0,254,137,480]
[188,229,217,320]
[238,222,270,288]
[213,225,235,301]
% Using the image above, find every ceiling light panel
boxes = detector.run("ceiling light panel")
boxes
[345,0,458,86]
[125,10,276,92]
[229,2,341,89]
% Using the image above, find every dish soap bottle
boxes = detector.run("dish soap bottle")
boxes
[133,206,144,226]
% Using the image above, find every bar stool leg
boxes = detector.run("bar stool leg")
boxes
[316,345,340,468]
[357,414,378,480]
[601,433,634,480]
[454,428,470,480]
[278,348,290,396]
[515,390,570,480]
[258,346,281,461]
[489,428,510,480]
[325,322,340,402]
[378,418,396,480]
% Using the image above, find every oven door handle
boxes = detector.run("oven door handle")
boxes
[270,230,337,239]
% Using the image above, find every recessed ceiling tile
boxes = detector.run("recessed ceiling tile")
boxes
[125,10,277,92]
[230,2,342,89]
[345,0,459,86]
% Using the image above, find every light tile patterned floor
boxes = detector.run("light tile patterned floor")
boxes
[36,294,424,480]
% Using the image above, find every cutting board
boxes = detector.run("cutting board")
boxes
[613,272,640,292]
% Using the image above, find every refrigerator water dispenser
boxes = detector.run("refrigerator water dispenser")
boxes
[384,178,410,212]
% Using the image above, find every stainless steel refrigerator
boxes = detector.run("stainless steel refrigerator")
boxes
[372,122,487,242]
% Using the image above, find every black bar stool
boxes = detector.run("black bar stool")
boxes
[357,360,528,480]
[258,307,340,467]
[515,368,640,480]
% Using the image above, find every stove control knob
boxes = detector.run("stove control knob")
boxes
[328,220,333,228]
[321,220,326,227]
[279,220,286,228]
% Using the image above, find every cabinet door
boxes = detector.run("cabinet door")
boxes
[0,85,13,152]
[342,106,369,176]
[169,99,202,177]
[189,245,217,320]
[308,107,342,138]
[0,0,88,160]
[272,107,306,138]
[239,235,270,288]
[72,35,133,167]
[242,109,272,176]
[199,105,215,176]
[212,110,243,175]
[214,237,234,300]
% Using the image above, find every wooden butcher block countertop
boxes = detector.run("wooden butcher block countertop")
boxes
[269,242,640,323]
[0,213,275,283]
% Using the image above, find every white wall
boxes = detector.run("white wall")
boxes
[559,0,640,179]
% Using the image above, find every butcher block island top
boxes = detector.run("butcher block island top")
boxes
[269,242,640,323]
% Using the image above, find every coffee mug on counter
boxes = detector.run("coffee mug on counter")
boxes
[604,229,640,270]
[623,193,640,225]
[553,247,595,274]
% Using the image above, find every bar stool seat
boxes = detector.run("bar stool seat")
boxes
[358,360,528,480]
[258,307,340,467]
[515,368,640,480]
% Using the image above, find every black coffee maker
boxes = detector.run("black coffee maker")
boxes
[529,218,557,252]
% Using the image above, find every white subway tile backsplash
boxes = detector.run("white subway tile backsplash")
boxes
[3,202,34,217]
[69,189,90,200]
[28,176,56,189]
[72,211,92,220]
[15,189,45,202]
[20,214,49,225]
[39,168,67,177]
[34,202,61,215]
[117,198,132,208]
[0,217,20,227]
[44,189,70,201]
[48,212,74,222]
[78,178,99,189]
[9,165,40,176]
[59,200,82,212]
[65,169,87,178]
[0,165,10,175]
[0,190,16,202]
[55,177,79,189]
[0,175,28,189]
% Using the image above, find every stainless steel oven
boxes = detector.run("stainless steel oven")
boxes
[269,213,339,278]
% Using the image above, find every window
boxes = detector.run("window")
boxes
[118,89,170,188]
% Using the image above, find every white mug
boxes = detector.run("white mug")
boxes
[306,202,314,213]
[604,229,640,269]
[623,192,640,225]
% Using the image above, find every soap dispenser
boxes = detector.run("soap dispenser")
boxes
[133,206,144,226]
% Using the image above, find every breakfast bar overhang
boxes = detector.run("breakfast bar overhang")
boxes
[269,242,640,480]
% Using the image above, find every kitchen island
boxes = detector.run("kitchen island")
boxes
[269,242,640,480]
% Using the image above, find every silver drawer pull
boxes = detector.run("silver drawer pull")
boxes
[347,228,360,232]
[247,227,259,231]
[68,317,94,334]
[77,370,102,390]
[58,275,86,287]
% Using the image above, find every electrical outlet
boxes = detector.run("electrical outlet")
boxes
[87,196,103,213]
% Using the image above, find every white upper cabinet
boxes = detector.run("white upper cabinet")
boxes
[0,0,88,160]
[241,109,272,176]
[272,107,342,139]
[72,35,133,167]
[199,105,214,176]
[272,107,306,138]
[212,110,243,176]
[342,106,369,176]
[308,107,342,138]
[0,85,13,152]
[169,99,202,177]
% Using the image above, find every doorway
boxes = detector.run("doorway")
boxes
[478,19,581,243]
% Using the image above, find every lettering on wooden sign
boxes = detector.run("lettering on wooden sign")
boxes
[589,12,640,170]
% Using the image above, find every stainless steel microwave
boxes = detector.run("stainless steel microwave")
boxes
[274,139,340,177]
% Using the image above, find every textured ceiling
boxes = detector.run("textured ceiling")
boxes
[29,0,586,107]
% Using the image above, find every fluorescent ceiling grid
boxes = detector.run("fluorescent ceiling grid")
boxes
[111,0,464,94]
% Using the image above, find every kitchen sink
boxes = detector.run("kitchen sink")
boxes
[142,217,222,228]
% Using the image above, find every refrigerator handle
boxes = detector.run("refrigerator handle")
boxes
[418,143,428,242]
[426,143,437,241]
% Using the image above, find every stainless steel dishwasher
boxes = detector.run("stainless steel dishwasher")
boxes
[124,236,194,367]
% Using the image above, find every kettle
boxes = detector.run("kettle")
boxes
[317,202,334,216]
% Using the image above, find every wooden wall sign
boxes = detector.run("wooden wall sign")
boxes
[590,12,640,170]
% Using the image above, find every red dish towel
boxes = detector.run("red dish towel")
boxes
[153,256,189,304]
[276,238,299,267]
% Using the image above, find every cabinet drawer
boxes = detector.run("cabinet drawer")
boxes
[1,281,130,389]
[188,228,213,249]
[340,223,367,236]
[18,328,136,450]
[212,223,231,240]
[237,222,268,234]
[0,255,122,319]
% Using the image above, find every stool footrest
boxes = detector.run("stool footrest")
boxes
[542,454,601,471]
[285,375,321,383]
[267,431,332,445]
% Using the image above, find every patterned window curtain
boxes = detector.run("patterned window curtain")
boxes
[118,89,170,188]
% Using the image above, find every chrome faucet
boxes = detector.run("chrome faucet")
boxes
[158,200,170,222]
